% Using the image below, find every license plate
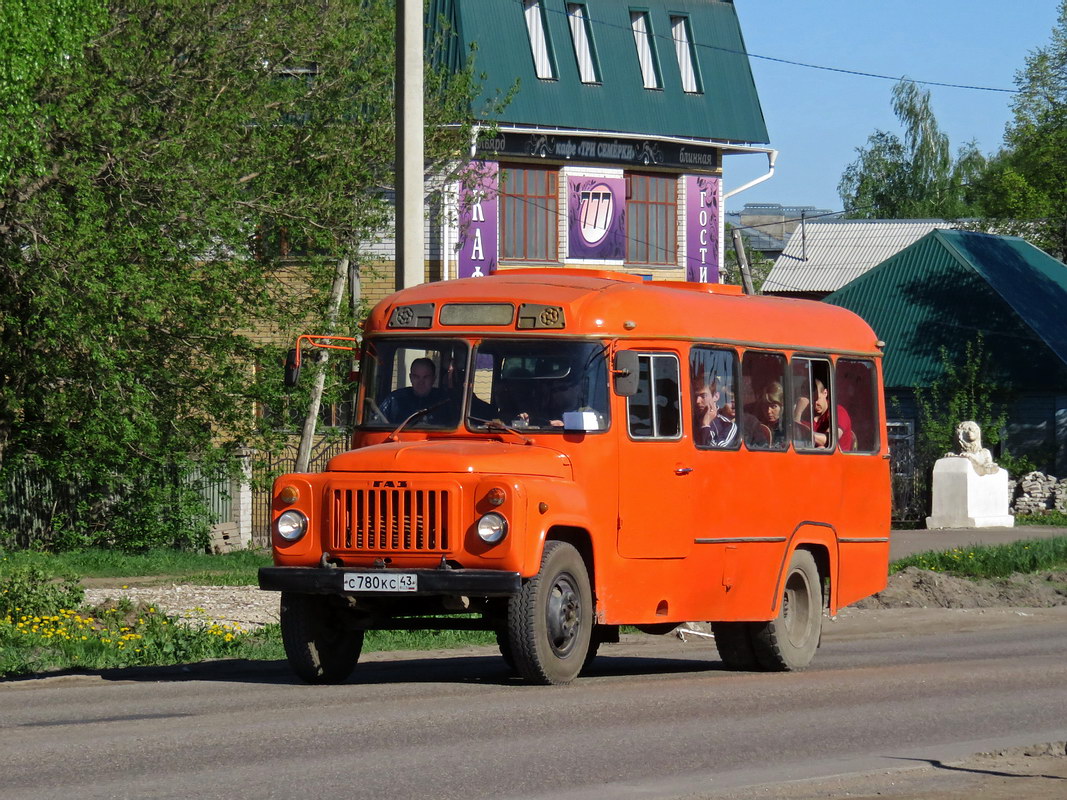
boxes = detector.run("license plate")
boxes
[343,572,418,593]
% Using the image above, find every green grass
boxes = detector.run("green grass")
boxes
[1014,510,1067,527]
[0,550,499,678]
[0,548,270,586]
[1,604,287,677]
[891,535,1067,578]
[364,628,496,651]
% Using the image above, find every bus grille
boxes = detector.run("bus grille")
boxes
[331,488,451,552]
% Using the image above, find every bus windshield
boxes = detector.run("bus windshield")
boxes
[467,340,610,432]
[360,338,470,430]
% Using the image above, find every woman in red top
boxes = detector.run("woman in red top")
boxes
[796,378,854,450]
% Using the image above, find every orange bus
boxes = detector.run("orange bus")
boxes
[260,269,890,685]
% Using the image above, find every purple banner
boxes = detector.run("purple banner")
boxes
[567,175,625,260]
[686,175,721,282]
[457,162,498,278]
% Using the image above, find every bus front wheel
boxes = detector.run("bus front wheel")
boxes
[507,541,592,685]
[752,549,823,670]
[280,592,364,684]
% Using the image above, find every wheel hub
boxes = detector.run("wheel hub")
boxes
[546,574,581,657]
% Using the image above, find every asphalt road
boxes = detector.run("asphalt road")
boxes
[2,607,1065,800]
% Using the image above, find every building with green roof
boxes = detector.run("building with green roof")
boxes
[824,229,1067,475]
[401,0,771,288]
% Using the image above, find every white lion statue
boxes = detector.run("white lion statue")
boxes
[947,420,999,475]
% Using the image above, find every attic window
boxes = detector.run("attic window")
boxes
[670,16,701,93]
[523,0,556,80]
[567,4,599,84]
[630,10,661,90]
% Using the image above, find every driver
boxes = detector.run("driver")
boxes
[379,358,449,424]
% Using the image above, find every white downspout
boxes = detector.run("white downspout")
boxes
[719,149,777,284]
[723,148,778,201]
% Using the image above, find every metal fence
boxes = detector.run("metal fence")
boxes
[251,436,350,547]
[0,460,235,549]
[887,420,927,523]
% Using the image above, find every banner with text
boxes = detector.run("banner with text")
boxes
[456,162,498,279]
[685,175,721,282]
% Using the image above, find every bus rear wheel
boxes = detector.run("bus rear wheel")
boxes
[280,592,364,684]
[711,622,760,670]
[507,541,592,685]
[751,549,823,670]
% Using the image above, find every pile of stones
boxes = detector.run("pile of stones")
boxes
[1010,471,1067,515]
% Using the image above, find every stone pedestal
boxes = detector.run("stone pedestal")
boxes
[926,457,1014,529]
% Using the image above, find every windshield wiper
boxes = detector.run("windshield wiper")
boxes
[467,416,533,446]
[385,399,453,442]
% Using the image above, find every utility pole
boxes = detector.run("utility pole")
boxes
[395,0,424,290]
[731,227,755,295]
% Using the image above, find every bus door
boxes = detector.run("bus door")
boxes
[616,351,694,559]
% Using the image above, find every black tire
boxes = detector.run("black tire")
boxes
[751,549,823,671]
[507,541,592,685]
[580,629,602,675]
[495,628,516,673]
[280,592,364,684]
[711,621,760,670]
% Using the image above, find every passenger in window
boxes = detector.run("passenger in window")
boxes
[744,381,786,448]
[793,378,854,449]
[380,358,450,424]
[694,376,737,447]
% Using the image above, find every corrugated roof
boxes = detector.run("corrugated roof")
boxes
[824,230,1067,391]
[762,220,959,294]
[429,0,768,144]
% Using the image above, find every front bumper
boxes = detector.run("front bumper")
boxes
[258,566,521,597]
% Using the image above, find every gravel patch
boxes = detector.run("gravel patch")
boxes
[82,585,280,631]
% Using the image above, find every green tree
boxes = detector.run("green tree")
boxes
[968,0,1067,258]
[721,224,774,292]
[0,0,480,549]
[914,337,1008,484]
[839,80,985,219]
[0,0,106,183]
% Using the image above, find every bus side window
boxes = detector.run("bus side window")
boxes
[835,359,880,453]
[790,357,833,450]
[689,346,740,449]
[627,353,681,439]
[741,351,788,451]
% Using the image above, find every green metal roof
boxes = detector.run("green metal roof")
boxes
[429,0,768,144]
[824,230,1067,392]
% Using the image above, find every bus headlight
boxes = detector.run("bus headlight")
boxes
[276,510,308,542]
[476,512,508,544]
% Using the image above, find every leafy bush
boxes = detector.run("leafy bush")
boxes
[0,563,83,617]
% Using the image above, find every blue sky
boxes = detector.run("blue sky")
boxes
[726,1,1062,213]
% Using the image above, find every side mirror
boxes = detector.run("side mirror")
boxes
[284,348,301,388]
[613,350,639,397]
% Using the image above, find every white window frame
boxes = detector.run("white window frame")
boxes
[567,4,599,84]
[630,10,661,89]
[670,15,700,93]
[523,0,556,80]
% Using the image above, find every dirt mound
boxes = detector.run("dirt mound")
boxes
[855,567,1067,609]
